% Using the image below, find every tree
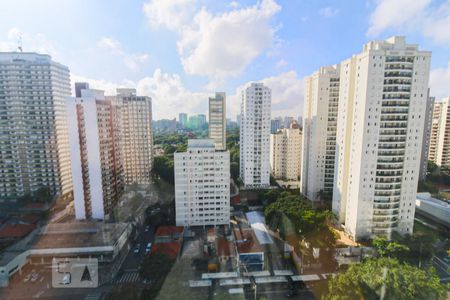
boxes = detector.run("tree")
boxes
[264,192,336,247]
[107,283,141,300]
[324,258,446,300]
[373,237,409,260]
[139,253,174,281]
[230,162,239,181]
[153,156,174,184]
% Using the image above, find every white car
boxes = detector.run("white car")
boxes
[133,244,141,254]
[23,273,31,283]
[30,272,39,283]
[145,242,152,254]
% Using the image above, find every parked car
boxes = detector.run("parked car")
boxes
[23,273,31,283]
[145,226,150,232]
[134,244,141,254]
[145,242,152,254]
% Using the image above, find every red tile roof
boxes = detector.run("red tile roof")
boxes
[231,195,241,205]
[151,242,180,259]
[23,203,47,210]
[0,224,36,239]
[155,226,184,237]
[19,214,41,224]
[233,228,263,254]
[216,237,236,257]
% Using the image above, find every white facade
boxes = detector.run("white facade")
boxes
[419,95,434,180]
[428,98,450,166]
[67,89,124,220]
[174,139,230,226]
[333,36,431,241]
[0,52,72,201]
[115,88,153,185]
[239,83,271,188]
[209,92,226,150]
[301,65,340,201]
[270,124,302,181]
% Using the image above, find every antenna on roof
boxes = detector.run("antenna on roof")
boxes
[17,34,23,52]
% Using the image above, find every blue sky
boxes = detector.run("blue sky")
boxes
[1,0,450,119]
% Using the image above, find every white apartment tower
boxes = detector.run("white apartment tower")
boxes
[174,139,230,226]
[301,65,340,201]
[270,123,302,181]
[0,52,72,202]
[209,92,226,150]
[333,36,431,241]
[67,88,124,220]
[419,94,434,179]
[116,88,153,185]
[428,98,450,166]
[239,83,271,188]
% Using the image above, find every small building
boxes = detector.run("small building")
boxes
[233,228,264,271]
[216,237,236,263]
[0,224,36,242]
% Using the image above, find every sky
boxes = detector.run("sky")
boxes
[1,0,450,120]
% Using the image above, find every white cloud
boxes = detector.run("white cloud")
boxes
[143,0,282,83]
[72,69,209,120]
[319,6,339,18]
[97,37,149,72]
[276,59,288,68]
[367,0,450,47]
[423,2,450,45]
[0,27,59,58]
[430,61,450,99]
[229,1,240,9]
[143,0,197,31]
[367,0,429,36]
[228,70,304,118]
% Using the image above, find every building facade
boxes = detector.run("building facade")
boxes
[428,98,450,166]
[419,94,434,179]
[270,123,302,181]
[67,88,124,220]
[208,92,226,150]
[179,113,188,128]
[301,65,340,201]
[333,36,431,241]
[239,83,271,188]
[0,52,72,202]
[116,88,153,185]
[174,139,230,226]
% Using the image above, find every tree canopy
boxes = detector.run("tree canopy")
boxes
[153,156,174,184]
[264,192,336,247]
[324,257,446,300]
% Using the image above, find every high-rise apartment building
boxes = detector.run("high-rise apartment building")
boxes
[284,116,294,128]
[428,97,450,166]
[116,88,153,185]
[0,52,72,202]
[301,65,340,201]
[333,36,431,240]
[419,94,434,179]
[67,88,124,220]
[208,92,226,150]
[270,123,302,181]
[174,139,230,226]
[179,113,188,128]
[271,119,282,133]
[239,83,271,188]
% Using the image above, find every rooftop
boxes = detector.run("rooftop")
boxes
[151,242,181,259]
[0,224,36,239]
[233,228,263,254]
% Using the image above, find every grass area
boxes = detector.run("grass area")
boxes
[438,191,450,201]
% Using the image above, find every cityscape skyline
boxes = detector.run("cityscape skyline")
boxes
[1,0,450,120]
